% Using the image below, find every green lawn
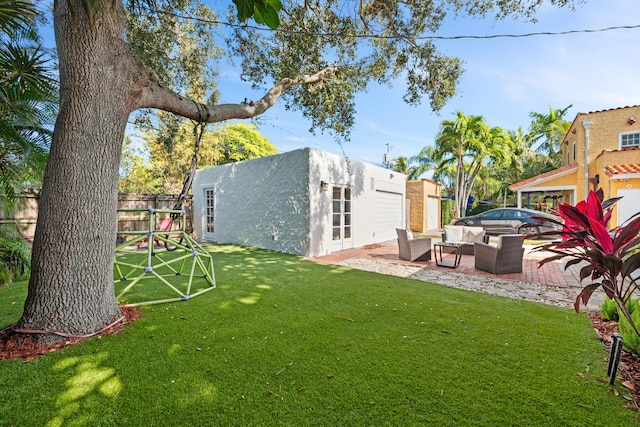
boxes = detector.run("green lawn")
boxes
[0,245,638,426]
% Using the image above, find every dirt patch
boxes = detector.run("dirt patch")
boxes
[589,312,640,410]
[0,306,143,361]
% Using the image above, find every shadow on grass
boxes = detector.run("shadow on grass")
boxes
[0,244,637,425]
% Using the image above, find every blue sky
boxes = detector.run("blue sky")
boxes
[38,1,640,169]
[213,0,640,168]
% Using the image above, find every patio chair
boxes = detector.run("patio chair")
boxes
[396,228,431,262]
[474,234,525,274]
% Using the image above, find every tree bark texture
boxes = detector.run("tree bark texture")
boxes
[17,1,137,338]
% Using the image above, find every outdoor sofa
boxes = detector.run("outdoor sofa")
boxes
[441,225,489,255]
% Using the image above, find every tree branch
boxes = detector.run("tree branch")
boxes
[135,65,339,124]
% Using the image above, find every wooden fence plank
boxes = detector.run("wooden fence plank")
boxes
[1,191,193,235]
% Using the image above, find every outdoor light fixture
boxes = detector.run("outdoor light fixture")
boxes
[628,117,636,125]
[320,181,329,191]
[608,333,623,385]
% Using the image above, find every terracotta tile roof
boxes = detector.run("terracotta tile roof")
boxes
[509,163,578,190]
[596,147,640,159]
[582,105,640,115]
[564,105,640,142]
[605,164,640,176]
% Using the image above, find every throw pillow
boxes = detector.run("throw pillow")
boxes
[463,226,485,243]
[444,225,463,243]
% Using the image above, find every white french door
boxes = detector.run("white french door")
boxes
[331,186,353,251]
[204,188,215,239]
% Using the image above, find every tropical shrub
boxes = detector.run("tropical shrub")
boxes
[597,297,640,322]
[0,225,31,286]
[619,309,640,354]
[533,189,640,352]
[599,297,619,321]
[597,297,640,352]
[441,198,455,226]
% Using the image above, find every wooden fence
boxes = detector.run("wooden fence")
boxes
[2,190,193,236]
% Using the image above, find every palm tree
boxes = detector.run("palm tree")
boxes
[391,155,415,176]
[491,127,531,197]
[433,161,457,196]
[0,1,57,285]
[528,104,572,168]
[0,1,35,35]
[473,162,503,203]
[408,145,436,180]
[0,2,57,209]
[434,111,510,218]
[408,145,458,193]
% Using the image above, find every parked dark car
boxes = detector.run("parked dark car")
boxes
[452,208,562,236]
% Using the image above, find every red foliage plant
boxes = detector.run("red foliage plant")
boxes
[532,189,640,338]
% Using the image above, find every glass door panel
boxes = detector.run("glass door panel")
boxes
[331,186,353,249]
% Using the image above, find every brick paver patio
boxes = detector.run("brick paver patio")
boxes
[312,239,563,283]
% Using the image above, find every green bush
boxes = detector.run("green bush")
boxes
[599,297,619,321]
[441,198,455,226]
[619,308,640,355]
[0,226,31,286]
[600,297,640,317]
[611,299,640,354]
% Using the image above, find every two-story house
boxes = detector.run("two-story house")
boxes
[509,105,640,228]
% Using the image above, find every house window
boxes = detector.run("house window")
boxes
[566,150,570,166]
[572,142,576,161]
[205,188,215,234]
[620,132,640,149]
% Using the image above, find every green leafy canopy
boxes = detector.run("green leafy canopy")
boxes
[233,0,282,29]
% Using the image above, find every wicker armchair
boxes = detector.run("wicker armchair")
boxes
[396,228,432,262]
[474,234,525,274]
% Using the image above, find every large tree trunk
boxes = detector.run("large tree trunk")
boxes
[15,0,335,343]
[16,1,135,340]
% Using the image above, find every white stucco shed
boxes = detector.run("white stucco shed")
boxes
[192,147,406,257]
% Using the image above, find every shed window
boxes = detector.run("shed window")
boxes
[620,132,640,149]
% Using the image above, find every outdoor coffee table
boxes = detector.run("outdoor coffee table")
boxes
[434,242,463,268]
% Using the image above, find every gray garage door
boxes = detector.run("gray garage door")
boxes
[374,191,403,242]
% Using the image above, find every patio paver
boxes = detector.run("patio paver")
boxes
[309,236,605,310]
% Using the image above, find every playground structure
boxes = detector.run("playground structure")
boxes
[114,208,215,306]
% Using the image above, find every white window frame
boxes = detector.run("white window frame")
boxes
[619,131,640,149]
[204,188,215,237]
[331,185,353,250]
[572,141,576,161]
